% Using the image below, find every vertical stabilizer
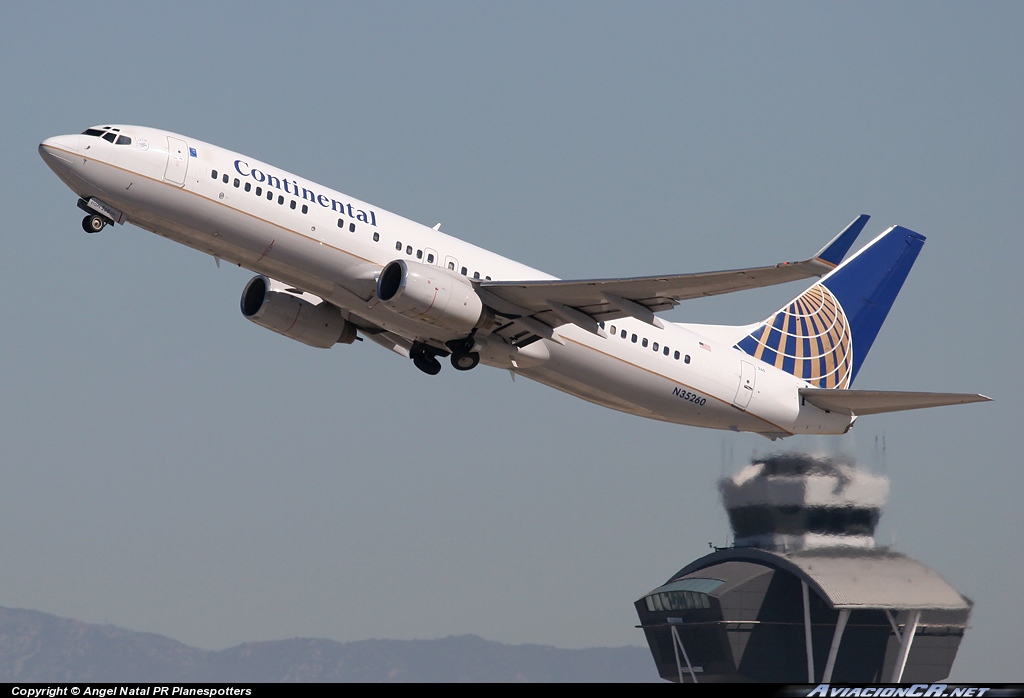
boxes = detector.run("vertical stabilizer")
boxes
[735,226,925,387]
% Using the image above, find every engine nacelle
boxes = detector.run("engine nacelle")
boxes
[375,259,488,334]
[240,276,357,348]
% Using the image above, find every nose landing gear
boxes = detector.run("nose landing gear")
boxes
[76,198,117,234]
[82,213,109,233]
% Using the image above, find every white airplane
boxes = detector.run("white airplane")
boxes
[39,125,989,439]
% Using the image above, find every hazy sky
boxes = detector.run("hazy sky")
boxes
[3,1,1022,681]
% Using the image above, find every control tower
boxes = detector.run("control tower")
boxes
[635,453,971,683]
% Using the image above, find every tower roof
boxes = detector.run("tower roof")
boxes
[666,547,971,612]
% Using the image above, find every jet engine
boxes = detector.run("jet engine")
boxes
[240,275,357,348]
[375,259,489,334]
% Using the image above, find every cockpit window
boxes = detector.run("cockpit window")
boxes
[82,126,132,145]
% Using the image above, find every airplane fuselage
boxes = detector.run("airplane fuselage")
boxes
[39,125,855,438]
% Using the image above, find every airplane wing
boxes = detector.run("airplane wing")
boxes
[478,216,869,342]
[799,389,992,416]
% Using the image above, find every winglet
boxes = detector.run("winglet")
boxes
[814,214,870,267]
[775,215,869,276]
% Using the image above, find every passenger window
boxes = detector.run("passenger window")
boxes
[233,178,240,188]
[610,325,616,335]
[674,351,680,360]
[338,219,345,228]
[621,330,627,339]
[631,334,637,343]
[301,204,308,214]
[256,186,262,196]
[211,170,218,179]
[406,245,413,255]
[473,271,480,279]
[244,182,251,192]
[396,241,402,251]
[267,191,273,200]
[684,355,691,364]
[461,267,467,275]
[652,342,659,352]
[485,276,491,280]
[416,250,423,260]
[349,223,356,232]
[448,262,455,270]
[373,232,379,242]
[663,346,669,356]
[223,174,229,184]
[427,253,435,263]
[642,338,648,348]
[277,195,284,205]
[290,200,296,209]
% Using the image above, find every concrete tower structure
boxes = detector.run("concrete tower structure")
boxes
[635,453,971,683]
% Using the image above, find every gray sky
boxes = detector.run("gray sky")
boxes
[3,1,1021,680]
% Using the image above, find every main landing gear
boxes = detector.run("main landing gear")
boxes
[410,342,442,376]
[446,336,480,372]
[450,351,480,371]
[409,337,481,375]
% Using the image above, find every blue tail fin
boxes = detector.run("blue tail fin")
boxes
[735,225,925,388]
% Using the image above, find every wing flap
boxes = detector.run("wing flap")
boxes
[800,389,992,416]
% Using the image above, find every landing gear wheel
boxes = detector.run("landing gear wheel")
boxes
[82,214,107,233]
[445,333,479,371]
[413,353,442,375]
[410,343,442,376]
[451,351,480,371]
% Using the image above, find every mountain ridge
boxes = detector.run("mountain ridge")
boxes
[0,607,657,682]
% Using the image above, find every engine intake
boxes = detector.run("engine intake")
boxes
[241,276,356,348]
[375,260,487,334]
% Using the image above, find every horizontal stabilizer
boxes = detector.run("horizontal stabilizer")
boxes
[800,388,991,416]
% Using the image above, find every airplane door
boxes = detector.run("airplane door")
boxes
[733,361,756,409]
[164,137,189,186]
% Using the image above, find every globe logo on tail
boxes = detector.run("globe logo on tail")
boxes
[735,284,853,389]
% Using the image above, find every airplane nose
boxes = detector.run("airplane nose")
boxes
[39,134,80,160]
